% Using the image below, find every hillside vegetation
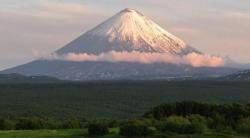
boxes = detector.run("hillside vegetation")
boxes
[1,102,250,138]
[0,81,250,118]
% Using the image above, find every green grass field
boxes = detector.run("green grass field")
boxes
[0,129,84,138]
[0,129,248,138]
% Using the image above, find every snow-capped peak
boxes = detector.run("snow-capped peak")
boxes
[121,8,137,12]
[57,8,198,55]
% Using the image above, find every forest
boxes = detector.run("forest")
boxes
[0,102,250,137]
[0,81,250,137]
[0,81,250,118]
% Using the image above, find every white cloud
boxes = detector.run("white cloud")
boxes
[226,11,250,19]
[36,51,225,68]
[29,1,94,18]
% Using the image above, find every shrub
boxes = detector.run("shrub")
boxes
[88,122,109,136]
[139,118,157,127]
[62,118,81,129]
[186,114,207,133]
[0,118,15,130]
[236,117,250,134]
[210,113,227,130]
[185,122,206,134]
[16,118,35,130]
[104,119,119,128]
[90,119,120,128]
[158,116,190,134]
[119,120,152,137]
[159,116,206,134]
[187,114,207,124]
[15,117,49,130]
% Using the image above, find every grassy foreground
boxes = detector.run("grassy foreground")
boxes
[0,129,85,138]
[0,129,248,138]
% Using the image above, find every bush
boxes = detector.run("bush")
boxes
[185,122,206,134]
[15,117,49,130]
[210,113,227,130]
[187,114,207,124]
[158,116,190,134]
[0,118,15,130]
[119,120,152,137]
[186,114,207,133]
[62,118,81,129]
[139,118,157,127]
[89,119,120,128]
[88,122,109,136]
[236,117,250,134]
[159,116,206,134]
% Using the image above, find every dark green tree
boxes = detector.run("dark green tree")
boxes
[88,122,109,136]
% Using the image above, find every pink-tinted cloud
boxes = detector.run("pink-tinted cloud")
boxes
[184,52,224,67]
[36,51,225,67]
[65,51,184,64]
[34,1,92,17]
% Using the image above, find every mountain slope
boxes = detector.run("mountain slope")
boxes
[0,73,62,83]
[221,70,250,81]
[2,60,239,81]
[57,8,199,55]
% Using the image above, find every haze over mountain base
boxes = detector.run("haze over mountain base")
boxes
[2,60,238,81]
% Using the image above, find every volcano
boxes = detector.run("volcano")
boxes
[1,8,238,80]
[57,8,199,55]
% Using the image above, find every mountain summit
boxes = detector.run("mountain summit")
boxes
[57,8,198,55]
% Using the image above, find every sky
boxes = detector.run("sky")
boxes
[0,0,250,70]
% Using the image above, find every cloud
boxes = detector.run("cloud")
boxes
[36,51,225,67]
[184,52,225,67]
[65,51,184,64]
[1,0,105,21]
[225,11,250,19]
[31,1,93,18]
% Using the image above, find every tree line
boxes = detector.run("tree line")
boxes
[1,101,250,137]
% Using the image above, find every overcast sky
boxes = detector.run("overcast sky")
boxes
[0,0,250,70]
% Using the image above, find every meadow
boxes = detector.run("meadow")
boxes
[0,129,249,138]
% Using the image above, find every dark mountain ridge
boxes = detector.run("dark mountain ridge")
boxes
[1,60,240,81]
[220,70,250,81]
[0,73,62,83]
